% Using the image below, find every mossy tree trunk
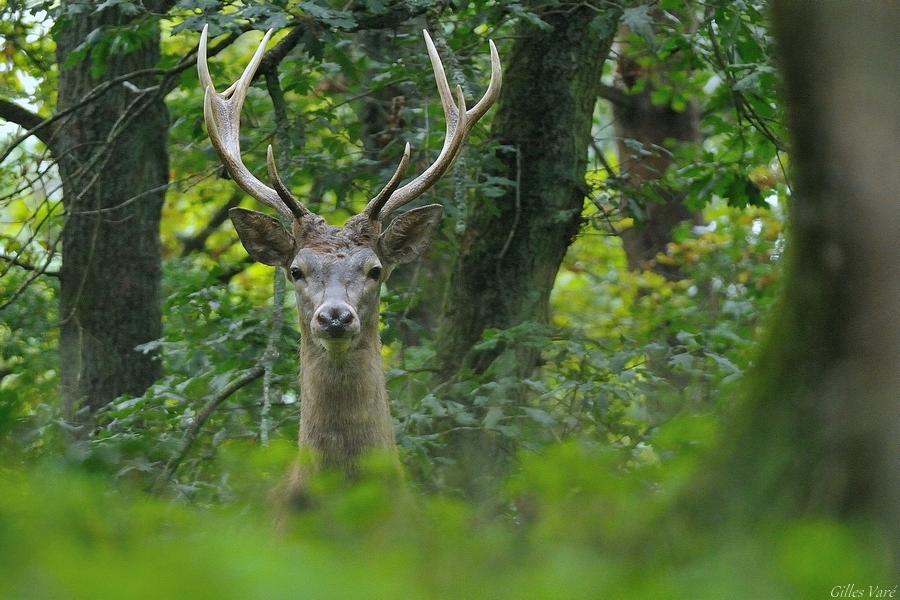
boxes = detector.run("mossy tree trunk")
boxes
[435,3,621,378]
[54,4,168,424]
[429,4,621,498]
[704,2,899,544]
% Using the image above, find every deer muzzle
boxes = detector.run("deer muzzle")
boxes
[312,302,359,348]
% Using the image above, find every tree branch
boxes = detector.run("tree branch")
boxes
[265,69,295,155]
[232,1,433,84]
[153,363,265,492]
[257,26,306,77]
[0,99,57,148]
[0,235,62,313]
[0,32,240,166]
[350,2,431,31]
[180,191,241,256]
[598,83,631,109]
[0,252,60,277]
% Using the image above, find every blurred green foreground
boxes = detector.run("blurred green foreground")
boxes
[0,436,892,599]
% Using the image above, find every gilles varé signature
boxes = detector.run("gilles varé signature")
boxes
[831,584,897,598]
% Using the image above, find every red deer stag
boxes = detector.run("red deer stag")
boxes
[197,26,501,479]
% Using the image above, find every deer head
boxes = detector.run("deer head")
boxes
[198,26,501,357]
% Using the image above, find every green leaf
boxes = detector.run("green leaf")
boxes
[706,352,742,377]
[94,0,141,16]
[507,3,553,31]
[298,1,357,29]
[623,5,655,47]
[522,407,555,427]
[669,352,695,370]
[364,0,387,14]
[63,27,103,69]
[483,407,504,429]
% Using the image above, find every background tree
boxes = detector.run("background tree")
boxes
[52,1,169,424]
[696,0,900,544]
[602,21,702,276]
[435,2,622,378]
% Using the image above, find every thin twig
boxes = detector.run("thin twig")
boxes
[0,33,240,165]
[496,145,522,270]
[597,83,631,109]
[0,234,61,312]
[0,252,59,277]
[153,363,265,492]
[260,269,286,446]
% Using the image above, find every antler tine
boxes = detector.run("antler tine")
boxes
[470,39,502,123]
[364,30,502,221]
[198,25,305,221]
[198,25,216,95]
[364,142,411,221]
[267,145,310,220]
[423,30,458,140]
[232,27,271,103]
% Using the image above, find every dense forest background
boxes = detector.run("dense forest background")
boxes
[0,0,896,597]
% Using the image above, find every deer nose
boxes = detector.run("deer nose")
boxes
[314,304,356,337]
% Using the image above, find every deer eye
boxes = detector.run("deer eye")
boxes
[289,267,305,281]
[367,266,382,281]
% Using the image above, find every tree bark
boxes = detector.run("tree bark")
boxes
[54,4,168,423]
[699,2,899,546]
[435,3,621,378]
[609,38,701,276]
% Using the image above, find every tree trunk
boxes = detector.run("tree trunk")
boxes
[701,1,899,545]
[610,40,701,276]
[435,4,621,378]
[54,5,168,424]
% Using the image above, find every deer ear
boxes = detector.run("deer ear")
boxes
[378,204,443,265]
[229,208,294,266]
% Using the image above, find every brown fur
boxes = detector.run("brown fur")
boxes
[230,205,442,503]
[297,306,396,472]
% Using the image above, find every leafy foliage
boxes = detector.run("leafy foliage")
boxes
[0,0,890,595]
[597,0,787,220]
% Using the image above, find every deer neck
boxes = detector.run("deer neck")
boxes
[297,319,396,472]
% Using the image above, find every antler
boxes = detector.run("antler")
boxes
[363,30,502,222]
[198,26,501,225]
[198,25,309,221]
